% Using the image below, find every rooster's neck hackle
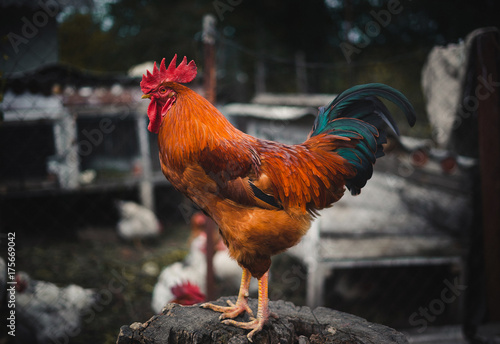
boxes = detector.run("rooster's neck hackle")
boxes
[158,85,242,171]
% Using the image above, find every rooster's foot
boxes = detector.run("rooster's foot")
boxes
[221,316,270,342]
[201,298,254,320]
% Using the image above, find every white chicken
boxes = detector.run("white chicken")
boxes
[0,257,5,301]
[151,212,253,313]
[116,200,162,241]
[15,272,97,344]
[151,233,207,313]
[212,237,247,291]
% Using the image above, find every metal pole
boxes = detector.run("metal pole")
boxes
[203,14,217,104]
[202,14,217,300]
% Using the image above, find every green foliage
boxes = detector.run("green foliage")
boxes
[59,13,117,72]
[104,0,213,70]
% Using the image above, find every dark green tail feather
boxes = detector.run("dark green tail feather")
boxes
[309,83,416,195]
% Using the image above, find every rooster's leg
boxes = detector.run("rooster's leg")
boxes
[201,267,253,319]
[221,270,277,342]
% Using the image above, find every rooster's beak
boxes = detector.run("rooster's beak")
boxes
[141,94,151,99]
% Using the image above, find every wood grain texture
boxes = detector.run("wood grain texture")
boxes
[117,297,409,344]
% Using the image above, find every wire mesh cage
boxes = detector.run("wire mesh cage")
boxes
[1,2,498,344]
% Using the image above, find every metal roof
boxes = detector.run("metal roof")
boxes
[220,103,317,121]
[220,93,338,121]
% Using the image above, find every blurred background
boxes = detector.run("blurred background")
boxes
[1,0,499,343]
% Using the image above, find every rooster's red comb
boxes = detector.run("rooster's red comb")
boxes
[140,54,197,93]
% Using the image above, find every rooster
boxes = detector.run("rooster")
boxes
[140,55,416,341]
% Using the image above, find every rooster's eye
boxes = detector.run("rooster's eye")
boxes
[159,87,167,94]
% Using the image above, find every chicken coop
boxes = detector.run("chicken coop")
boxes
[0,61,182,227]
[3,73,136,185]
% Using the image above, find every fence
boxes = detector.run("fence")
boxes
[1,3,497,344]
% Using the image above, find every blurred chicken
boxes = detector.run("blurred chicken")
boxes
[170,281,206,305]
[151,232,206,312]
[151,212,247,313]
[187,211,212,243]
[0,257,5,301]
[116,200,162,244]
[15,272,97,344]
[213,235,248,291]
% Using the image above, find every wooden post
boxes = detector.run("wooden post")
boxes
[295,51,308,94]
[202,14,217,301]
[344,0,354,83]
[476,29,500,322]
[52,108,79,189]
[255,57,266,95]
[203,14,217,104]
[205,216,217,301]
[305,219,322,308]
[136,114,154,212]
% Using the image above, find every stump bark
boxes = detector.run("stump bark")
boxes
[116,296,408,344]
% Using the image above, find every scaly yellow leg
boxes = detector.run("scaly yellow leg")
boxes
[201,267,254,319]
[221,270,277,342]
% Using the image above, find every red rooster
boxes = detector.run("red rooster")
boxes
[140,55,416,341]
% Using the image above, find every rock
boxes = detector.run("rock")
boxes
[116,296,408,344]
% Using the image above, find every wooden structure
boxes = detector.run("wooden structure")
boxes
[0,65,163,212]
[473,28,500,323]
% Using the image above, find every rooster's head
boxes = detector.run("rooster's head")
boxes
[140,54,197,133]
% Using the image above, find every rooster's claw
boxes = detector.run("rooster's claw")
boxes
[200,299,254,320]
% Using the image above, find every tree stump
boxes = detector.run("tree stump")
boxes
[116,296,408,344]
